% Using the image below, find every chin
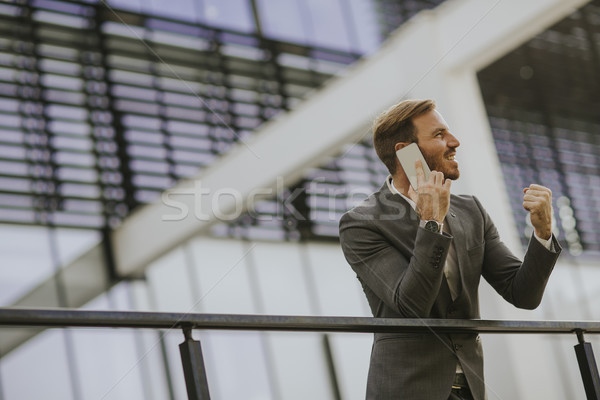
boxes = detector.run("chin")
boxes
[445,169,460,180]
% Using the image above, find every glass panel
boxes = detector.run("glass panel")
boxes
[106,0,142,12]
[70,328,147,400]
[145,0,200,22]
[200,0,255,32]
[144,248,194,400]
[1,330,75,400]
[303,0,353,50]
[0,225,54,305]
[60,284,159,400]
[346,0,381,53]
[187,238,272,399]
[128,281,176,399]
[54,228,101,266]
[256,0,307,43]
[251,241,332,399]
[304,243,372,400]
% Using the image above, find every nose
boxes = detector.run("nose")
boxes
[447,133,460,149]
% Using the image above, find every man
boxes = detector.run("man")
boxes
[338,99,561,400]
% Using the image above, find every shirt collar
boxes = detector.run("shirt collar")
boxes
[387,175,417,211]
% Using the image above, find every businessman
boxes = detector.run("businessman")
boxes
[339,99,561,399]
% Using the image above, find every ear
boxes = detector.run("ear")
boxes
[394,142,410,152]
[393,142,411,175]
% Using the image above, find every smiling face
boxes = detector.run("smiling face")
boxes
[412,109,460,180]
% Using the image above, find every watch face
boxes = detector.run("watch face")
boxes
[425,220,440,232]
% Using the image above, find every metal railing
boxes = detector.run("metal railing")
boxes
[1,308,599,399]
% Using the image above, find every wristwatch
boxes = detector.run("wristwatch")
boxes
[419,219,443,233]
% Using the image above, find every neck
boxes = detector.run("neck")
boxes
[391,174,411,196]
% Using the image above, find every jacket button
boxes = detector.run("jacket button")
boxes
[454,344,462,351]
[448,307,455,315]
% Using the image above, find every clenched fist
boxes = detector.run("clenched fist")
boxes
[523,184,552,240]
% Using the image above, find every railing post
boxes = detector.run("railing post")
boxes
[575,330,600,400]
[179,326,211,400]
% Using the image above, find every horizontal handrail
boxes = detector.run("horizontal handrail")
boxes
[1,308,600,335]
[2,307,600,400]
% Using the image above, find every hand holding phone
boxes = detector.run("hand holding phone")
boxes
[396,143,431,191]
[396,143,451,222]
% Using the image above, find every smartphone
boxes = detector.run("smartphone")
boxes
[395,143,431,191]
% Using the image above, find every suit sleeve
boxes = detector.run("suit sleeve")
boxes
[475,196,562,309]
[339,210,452,318]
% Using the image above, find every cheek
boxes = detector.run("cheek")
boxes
[423,154,441,170]
[422,148,442,164]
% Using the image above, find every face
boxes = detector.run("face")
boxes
[411,109,460,180]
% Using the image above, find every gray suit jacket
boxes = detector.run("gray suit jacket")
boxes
[339,179,561,400]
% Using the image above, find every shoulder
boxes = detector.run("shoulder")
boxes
[339,190,383,230]
[450,194,479,208]
[340,184,412,227]
[449,194,490,223]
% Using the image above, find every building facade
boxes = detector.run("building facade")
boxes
[1,0,600,399]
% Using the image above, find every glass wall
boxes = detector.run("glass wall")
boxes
[0,238,372,399]
[478,0,600,257]
[107,0,381,53]
[0,1,384,397]
[8,0,600,398]
[143,237,372,400]
[0,0,363,230]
